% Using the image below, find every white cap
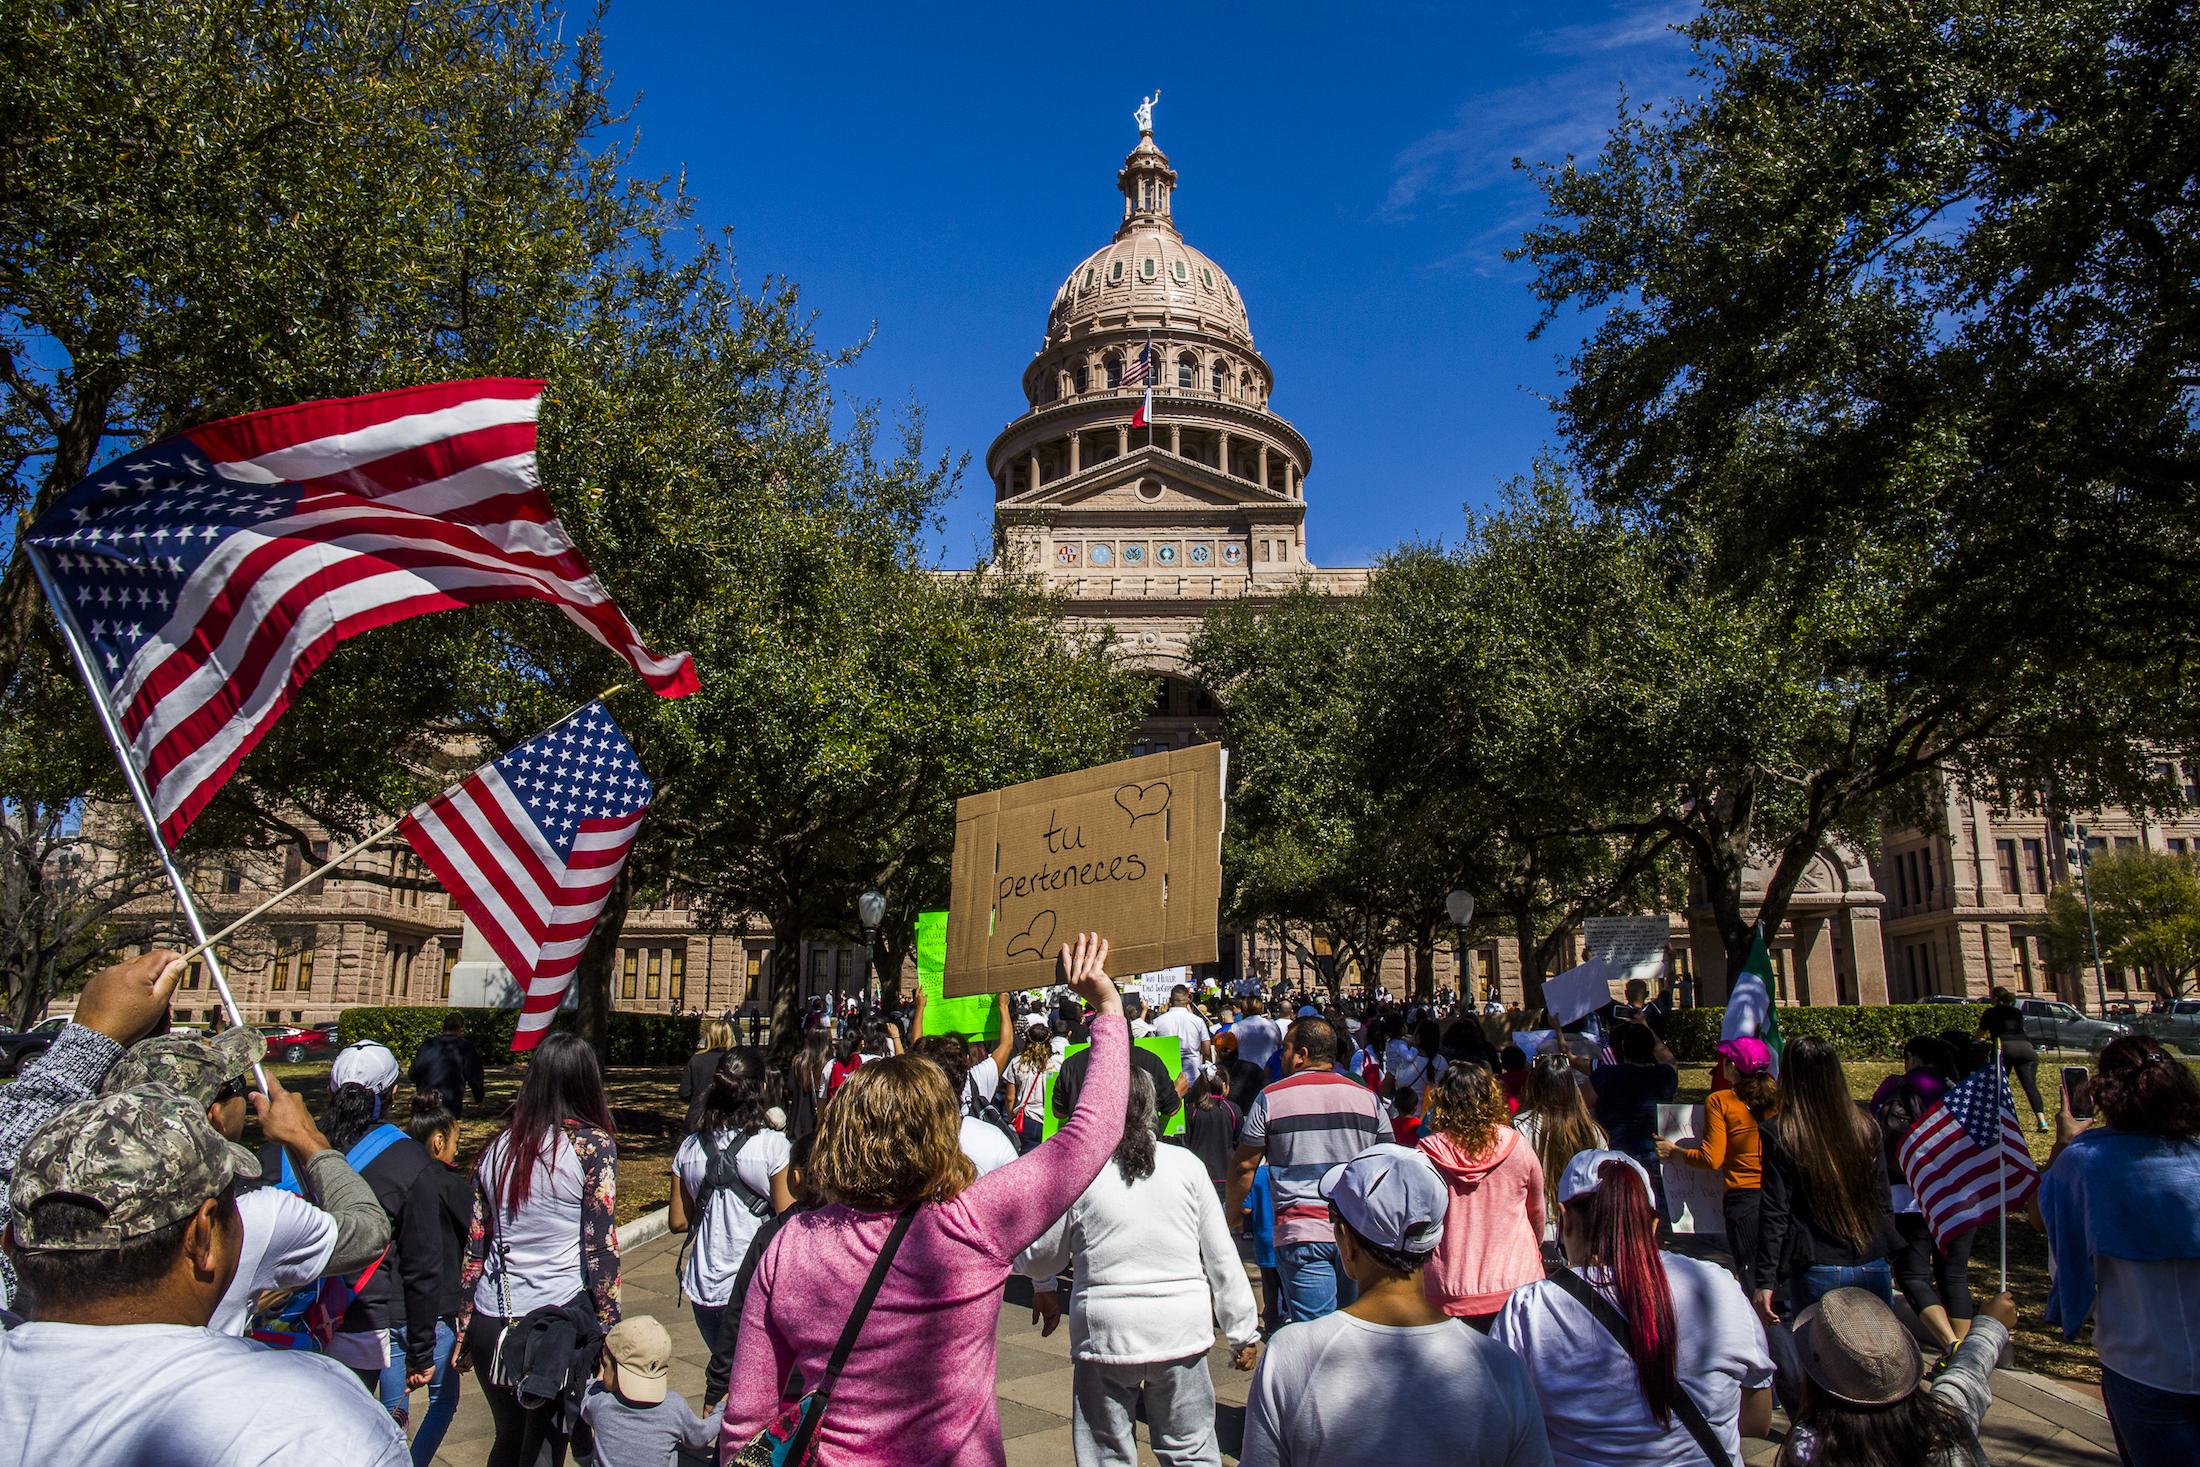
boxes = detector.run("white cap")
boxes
[1555,1148,1655,1208]
[1319,1142,1448,1253]
[329,1040,401,1093]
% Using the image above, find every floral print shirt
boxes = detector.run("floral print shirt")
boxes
[460,1121,621,1333]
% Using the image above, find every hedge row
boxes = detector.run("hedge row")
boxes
[1661,1003,1984,1063]
[336,1006,703,1066]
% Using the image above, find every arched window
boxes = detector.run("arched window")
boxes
[1177,354,1196,389]
[1240,373,1253,401]
[1105,355,1123,389]
[1072,364,1088,394]
[1210,361,1226,394]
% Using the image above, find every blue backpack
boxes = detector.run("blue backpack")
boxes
[248,1123,406,1351]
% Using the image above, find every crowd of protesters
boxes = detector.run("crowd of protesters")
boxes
[1,949,2197,1467]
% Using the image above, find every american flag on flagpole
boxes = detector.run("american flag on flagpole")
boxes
[1896,1059,2041,1248]
[398,701,653,1051]
[23,379,698,844]
[1127,335,1156,428]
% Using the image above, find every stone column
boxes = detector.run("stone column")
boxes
[1845,905,1890,1005]
[1286,460,1298,497]
[1069,433,1081,473]
[1026,450,1040,492]
[1117,424,1129,456]
[1799,915,1837,1006]
[1169,424,1181,455]
[1218,429,1233,478]
[1258,442,1270,490]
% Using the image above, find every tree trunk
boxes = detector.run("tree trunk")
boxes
[1514,909,1546,1014]
[768,914,805,1050]
[1411,928,1436,1004]
[571,866,633,1061]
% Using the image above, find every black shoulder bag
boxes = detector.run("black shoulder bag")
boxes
[1546,1265,1735,1467]
[731,1203,920,1467]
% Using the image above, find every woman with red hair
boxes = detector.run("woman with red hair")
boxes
[1492,1150,1774,1467]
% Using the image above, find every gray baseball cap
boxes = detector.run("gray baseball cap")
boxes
[102,1027,265,1108]
[8,1088,260,1250]
[1320,1142,1448,1253]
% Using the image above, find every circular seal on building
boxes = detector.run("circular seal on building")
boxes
[1157,543,1179,565]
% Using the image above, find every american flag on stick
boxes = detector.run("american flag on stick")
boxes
[23,379,698,844]
[399,700,653,1051]
[1897,1059,2041,1248]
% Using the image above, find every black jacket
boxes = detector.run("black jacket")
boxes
[503,1294,606,1412]
[427,1159,471,1317]
[409,1033,486,1113]
[1052,1042,1180,1129]
[343,1130,445,1376]
[1757,1125,1894,1293]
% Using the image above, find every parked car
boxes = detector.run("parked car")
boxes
[2014,997,2132,1053]
[255,1023,339,1065]
[0,1016,71,1076]
[2137,999,2200,1054]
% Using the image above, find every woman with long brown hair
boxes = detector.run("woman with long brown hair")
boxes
[1419,1062,1546,1325]
[1513,1053,1606,1255]
[457,1032,620,1467]
[1755,1036,1894,1326]
[723,934,1129,1466]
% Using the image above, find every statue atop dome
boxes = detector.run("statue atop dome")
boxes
[1134,89,1161,136]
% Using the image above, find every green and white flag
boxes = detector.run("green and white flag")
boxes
[1720,925,1786,1070]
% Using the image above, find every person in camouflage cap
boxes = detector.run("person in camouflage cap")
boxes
[7,1086,259,1257]
[102,1025,266,1113]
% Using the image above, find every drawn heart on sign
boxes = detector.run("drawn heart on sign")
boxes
[1005,909,1058,961]
[1114,781,1172,827]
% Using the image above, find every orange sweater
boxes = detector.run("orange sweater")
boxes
[1675,1088,1762,1190]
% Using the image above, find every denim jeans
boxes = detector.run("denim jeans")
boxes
[1792,1259,1895,1314]
[2100,1367,2200,1467]
[1274,1241,1356,1323]
[376,1319,461,1466]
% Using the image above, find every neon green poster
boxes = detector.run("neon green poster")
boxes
[1041,1036,1185,1138]
[915,910,1001,1041]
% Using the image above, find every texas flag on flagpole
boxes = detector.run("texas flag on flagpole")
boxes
[1126,334,1155,428]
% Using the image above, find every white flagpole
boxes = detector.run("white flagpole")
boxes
[1996,1036,2009,1293]
[27,547,266,1091]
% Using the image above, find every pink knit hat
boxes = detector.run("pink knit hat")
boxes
[1716,1036,1773,1075]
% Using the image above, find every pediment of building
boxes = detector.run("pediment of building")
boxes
[998,445,1294,514]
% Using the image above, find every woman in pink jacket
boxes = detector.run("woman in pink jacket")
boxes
[724,934,1128,1466]
[1419,1062,1547,1327]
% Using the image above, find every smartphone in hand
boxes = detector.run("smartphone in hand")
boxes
[2061,1064,2094,1120]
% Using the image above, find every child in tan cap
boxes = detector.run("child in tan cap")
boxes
[581,1315,723,1465]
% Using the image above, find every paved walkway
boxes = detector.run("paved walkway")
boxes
[426,1227,2123,1466]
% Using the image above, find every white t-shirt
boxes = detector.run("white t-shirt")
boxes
[1240,1310,1553,1467]
[1151,1006,1211,1071]
[0,1321,408,1465]
[473,1131,588,1318]
[963,1054,1001,1115]
[1128,1017,1156,1039]
[960,1114,1020,1176]
[1002,1054,1059,1127]
[1234,1013,1285,1071]
[672,1127,793,1306]
[1490,1253,1772,1467]
[209,1184,340,1335]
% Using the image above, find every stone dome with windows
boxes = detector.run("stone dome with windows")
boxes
[985,97,1367,755]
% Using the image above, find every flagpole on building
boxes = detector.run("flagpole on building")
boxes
[27,547,266,1090]
[1996,1036,2009,1292]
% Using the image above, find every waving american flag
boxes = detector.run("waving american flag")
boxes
[399,701,653,1051]
[1897,1059,2041,1248]
[24,379,697,844]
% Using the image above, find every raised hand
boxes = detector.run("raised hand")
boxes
[1057,933,1118,1016]
[71,949,185,1046]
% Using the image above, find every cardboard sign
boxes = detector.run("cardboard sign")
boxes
[1542,956,1620,1028]
[1584,915,1672,990]
[1656,1103,1727,1238]
[1041,1036,1186,1138]
[945,744,1225,996]
[914,910,1002,1041]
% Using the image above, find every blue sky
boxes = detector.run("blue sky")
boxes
[595,1,1699,569]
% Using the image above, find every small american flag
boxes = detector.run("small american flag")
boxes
[1122,337,1154,387]
[1897,1059,2041,1248]
[24,379,697,844]
[399,700,652,1051]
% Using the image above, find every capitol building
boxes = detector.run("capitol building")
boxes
[118,111,2200,1030]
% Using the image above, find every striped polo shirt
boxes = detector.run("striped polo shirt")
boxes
[1241,1069,1387,1244]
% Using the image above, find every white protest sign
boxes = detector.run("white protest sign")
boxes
[1139,967,1189,1012]
[1584,915,1671,990]
[1542,956,1619,1028]
[1511,1028,1555,1058]
[1656,1103,1727,1238]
